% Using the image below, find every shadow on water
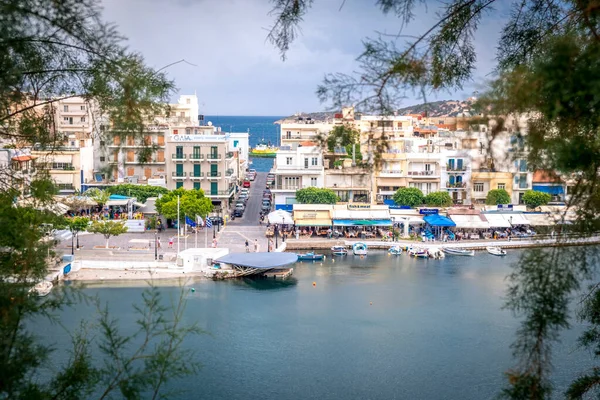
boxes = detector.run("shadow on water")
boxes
[229,277,298,291]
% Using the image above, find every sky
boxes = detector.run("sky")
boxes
[101,0,505,116]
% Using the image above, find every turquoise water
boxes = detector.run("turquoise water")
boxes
[205,115,283,172]
[39,251,591,399]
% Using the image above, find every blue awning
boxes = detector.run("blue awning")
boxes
[423,214,456,227]
[333,219,392,226]
[533,185,564,195]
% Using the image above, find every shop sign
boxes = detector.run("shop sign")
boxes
[302,213,318,218]
[419,208,439,215]
[348,204,371,209]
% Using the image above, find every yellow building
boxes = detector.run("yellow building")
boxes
[471,171,513,204]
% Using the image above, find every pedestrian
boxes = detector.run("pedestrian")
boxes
[157,237,161,249]
[168,237,174,249]
[212,238,218,248]
[245,240,249,253]
[327,228,332,239]
[269,239,274,252]
[254,239,259,252]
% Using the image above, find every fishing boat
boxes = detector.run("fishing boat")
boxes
[388,246,403,255]
[352,242,368,256]
[331,245,348,255]
[408,247,429,258]
[30,280,53,297]
[442,247,475,256]
[486,246,507,256]
[297,252,325,261]
[250,143,277,158]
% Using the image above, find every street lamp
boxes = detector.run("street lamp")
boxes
[71,231,74,256]
[154,231,158,260]
[281,218,286,242]
[213,219,216,239]
[275,225,279,249]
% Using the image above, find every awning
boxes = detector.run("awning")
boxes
[332,209,390,220]
[423,214,456,227]
[391,215,425,224]
[106,199,129,206]
[533,184,564,195]
[523,213,553,226]
[296,219,332,227]
[133,201,144,208]
[449,214,490,229]
[12,155,37,162]
[483,213,511,228]
[333,219,392,227]
[502,213,530,225]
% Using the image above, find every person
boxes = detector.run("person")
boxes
[327,228,332,239]
[157,237,161,249]
[254,239,259,252]
[245,240,249,253]
[212,238,218,248]
[269,239,274,252]
[168,237,174,249]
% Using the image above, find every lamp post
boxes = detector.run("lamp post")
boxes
[281,218,286,242]
[213,219,216,239]
[275,225,279,249]
[154,231,158,260]
[71,231,74,255]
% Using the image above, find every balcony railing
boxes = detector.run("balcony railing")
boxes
[207,188,235,196]
[189,172,204,180]
[447,165,467,171]
[172,153,186,161]
[446,182,467,188]
[171,171,187,179]
[407,170,436,176]
[189,154,203,162]
[206,172,221,179]
[56,183,75,191]
[272,184,302,190]
[206,153,222,161]
[380,169,403,175]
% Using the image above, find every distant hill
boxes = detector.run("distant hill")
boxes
[275,98,477,123]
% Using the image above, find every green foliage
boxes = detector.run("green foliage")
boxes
[106,184,169,204]
[486,189,511,205]
[295,187,338,204]
[88,221,128,249]
[522,190,551,209]
[392,187,424,207]
[326,125,359,152]
[67,217,90,235]
[155,188,213,221]
[83,188,111,206]
[424,191,453,207]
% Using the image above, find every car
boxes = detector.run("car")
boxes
[240,188,249,194]
[233,209,243,218]
[261,205,271,213]
[249,169,256,174]
[242,180,251,188]
[248,174,256,181]
[208,216,224,225]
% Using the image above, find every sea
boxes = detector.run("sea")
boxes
[38,250,593,400]
[205,115,283,173]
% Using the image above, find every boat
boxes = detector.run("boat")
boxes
[250,143,277,158]
[442,247,475,256]
[30,280,53,297]
[352,242,368,256]
[388,246,403,255]
[486,246,507,256]
[297,252,325,261]
[408,247,429,258]
[331,246,348,255]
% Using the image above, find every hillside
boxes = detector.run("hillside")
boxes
[275,98,477,123]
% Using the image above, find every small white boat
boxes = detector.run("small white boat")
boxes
[388,246,403,255]
[30,280,53,297]
[428,248,445,259]
[331,245,348,255]
[442,247,475,256]
[486,246,507,256]
[408,247,429,258]
[352,242,368,256]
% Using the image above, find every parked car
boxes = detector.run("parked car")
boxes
[249,169,257,174]
[208,216,224,225]
[242,180,251,188]
[233,209,243,218]
[248,174,256,181]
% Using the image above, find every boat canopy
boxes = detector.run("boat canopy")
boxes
[423,214,456,227]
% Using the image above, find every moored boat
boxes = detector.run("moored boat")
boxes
[250,143,277,158]
[30,280,53,297]
[486,246,507,256]
[408,247,429,258]
[388,246,403,255]
[331,245,348,255]
[297,252,325,261]
[442,247,475,256]
[352,242,368,256]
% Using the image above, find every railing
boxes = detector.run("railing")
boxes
[208,188,235,196]
[275,165,322,170]
[407,170,436,176]
[189,154,203,161]
[446,182,467,188]
[206,153,222,160]
[207,172,221,178]
[33,145,81,152]
[447,165,467,171]
[171,171,187,178]
[380,169,403,175]
[272,184,303,190]
[189,172,203,179]
[172,153,186,161]
[56,184,75,190]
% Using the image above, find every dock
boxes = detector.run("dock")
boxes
[262,268,293,279]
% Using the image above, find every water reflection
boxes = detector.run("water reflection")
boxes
[230,276,298,291]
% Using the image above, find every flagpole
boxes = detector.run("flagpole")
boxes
[185,218,188,250]
[205,216,208,248]
[177,196,180,255]
[195,215,198,248]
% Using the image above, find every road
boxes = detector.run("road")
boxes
[228,171,267,226]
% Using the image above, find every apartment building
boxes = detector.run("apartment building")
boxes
[165,127,239,212]
[272,143,325,207]
[279,120,333,147]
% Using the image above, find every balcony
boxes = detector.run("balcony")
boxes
[379,169,403,177]
[56,183,75,192]
[407,170,437,177]
[446,165,467,172]
[206,172,222,180]
[446,182,467,189]
[189,154,203,162]
[207,188,236,197]
[171,171,187,180]
[272,184,302,191]
[189,172,204,180]
[206,153,222,162]
[172,153,187,162]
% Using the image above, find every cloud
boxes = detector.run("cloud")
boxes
[100,0,504,115]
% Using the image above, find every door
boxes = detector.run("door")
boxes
[211,146,218,158]
[144,168,151,179]
[176,146,183,158]
[127,151,135,162]
[193,164,201,177]
[193,182,201,190]
[176,163,183,176]
[457,158,463,170]
[193,146,201,158]
[211,181,218,195]
[127,167,134,177]
[448,159,455,170]
[157,150,164,162]
[211,164,218,177]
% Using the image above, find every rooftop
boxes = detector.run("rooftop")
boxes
[215,252,298,269]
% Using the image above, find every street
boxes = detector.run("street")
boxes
[228,171,268,226]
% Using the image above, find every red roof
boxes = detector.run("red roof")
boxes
[11,155,37,162]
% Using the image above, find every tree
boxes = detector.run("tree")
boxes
[88,221,128,249]
[106,184,169,204]
[424,191,453,207]
[522,190,552,209]
[486,189,511,206]
[67,216,90,254]
[393,187,424,207]
[84,188,111,207]
[155,187,213,222]
[295,187,338,204]
[267,2,600,397]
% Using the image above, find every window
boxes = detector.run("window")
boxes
[311,157,318,166]
[100,156,105,162]
[193,182,200,190]
[70,141,76,147]
[311,177,317,186]
[474,182,484,192]
[176,181,183,189]
[497,183,506,190]
[186,98,191,104]
[286,157,293,165]
[80,116,86,122]
[80,105,86,111]
[63,105,68,112]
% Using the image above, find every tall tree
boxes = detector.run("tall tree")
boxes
[393,187,424,207]
[268,1,600,397]
[295,187,338,204]
[87,220,128,249]
[155,187,213,221]
[67,216,90,253]
[486,189,511,205]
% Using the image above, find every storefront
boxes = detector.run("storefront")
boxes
[389,208,425,237]
[332,204,392,238]
[292,204,333,227]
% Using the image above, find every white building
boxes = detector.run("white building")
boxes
[271,143,325,207]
